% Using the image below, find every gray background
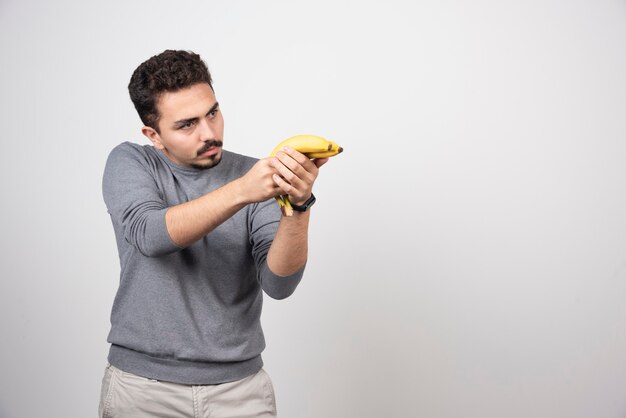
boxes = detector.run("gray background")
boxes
[1,0,625,417]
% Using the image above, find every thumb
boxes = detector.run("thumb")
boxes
[313,157,330,168]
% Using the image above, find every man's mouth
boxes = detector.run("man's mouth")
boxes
[197,140,223,156]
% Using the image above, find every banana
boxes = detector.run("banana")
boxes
[269,134,343,216]
[270,134,333,156]
[305,141,343,158]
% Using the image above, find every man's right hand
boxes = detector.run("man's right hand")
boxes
[235,158,282,204]
[164,158,284,248]
[164,158,278,248]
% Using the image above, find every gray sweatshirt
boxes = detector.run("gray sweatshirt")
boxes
[102,142,304,385]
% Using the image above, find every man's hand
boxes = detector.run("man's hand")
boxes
[162,149,328,250]
[166,158,283,248]
[235,158,283,204]
[266,147,329,276]
[270,146,329,206]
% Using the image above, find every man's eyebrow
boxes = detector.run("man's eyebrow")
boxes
[173,116,198,128]
[206,102,219,115]
[172,102,219,128]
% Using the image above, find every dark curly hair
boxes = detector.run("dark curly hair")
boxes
[128,50,213,133]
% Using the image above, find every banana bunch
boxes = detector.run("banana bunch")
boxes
[270,134,343,216]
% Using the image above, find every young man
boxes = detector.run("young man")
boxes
[98,50,328,417]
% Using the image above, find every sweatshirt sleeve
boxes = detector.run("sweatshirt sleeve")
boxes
[102,143,182,257]
[248,198,305,300]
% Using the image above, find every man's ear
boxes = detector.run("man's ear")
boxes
[142,126,165,150]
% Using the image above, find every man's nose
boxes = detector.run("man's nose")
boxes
[198,118,215,140]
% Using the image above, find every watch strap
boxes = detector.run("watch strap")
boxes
[290,194,316,212]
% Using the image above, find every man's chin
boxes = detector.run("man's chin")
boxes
[191,153,222,170]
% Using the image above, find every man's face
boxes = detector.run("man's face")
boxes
[143,83,224,169]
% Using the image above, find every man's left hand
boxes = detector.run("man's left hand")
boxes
[270,146,329,206]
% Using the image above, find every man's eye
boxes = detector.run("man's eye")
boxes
[180,121,195,129]
[208,109,219,118]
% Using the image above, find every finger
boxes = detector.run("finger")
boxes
[281,146,319,174]
[274,153,316,187]
[313,157,330,168]
[271,155,308,188]
[272,173,295,196]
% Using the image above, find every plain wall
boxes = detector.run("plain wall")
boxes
[1,1,625,417]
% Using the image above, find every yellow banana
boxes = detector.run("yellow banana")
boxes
[305,141,343,158]
[270,134,333,156]
[269,134,344,216]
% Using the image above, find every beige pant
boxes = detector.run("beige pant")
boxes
[98,364,277,418]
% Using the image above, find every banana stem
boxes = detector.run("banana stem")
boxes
[274,195,293,216]
[283,196,293,216]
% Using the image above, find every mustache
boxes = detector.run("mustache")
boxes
[197,140,223,155]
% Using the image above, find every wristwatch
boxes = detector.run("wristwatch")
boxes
[290,194,316,212]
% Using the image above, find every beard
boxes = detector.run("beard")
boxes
[191,139,224,170]
[190,156,221,170]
